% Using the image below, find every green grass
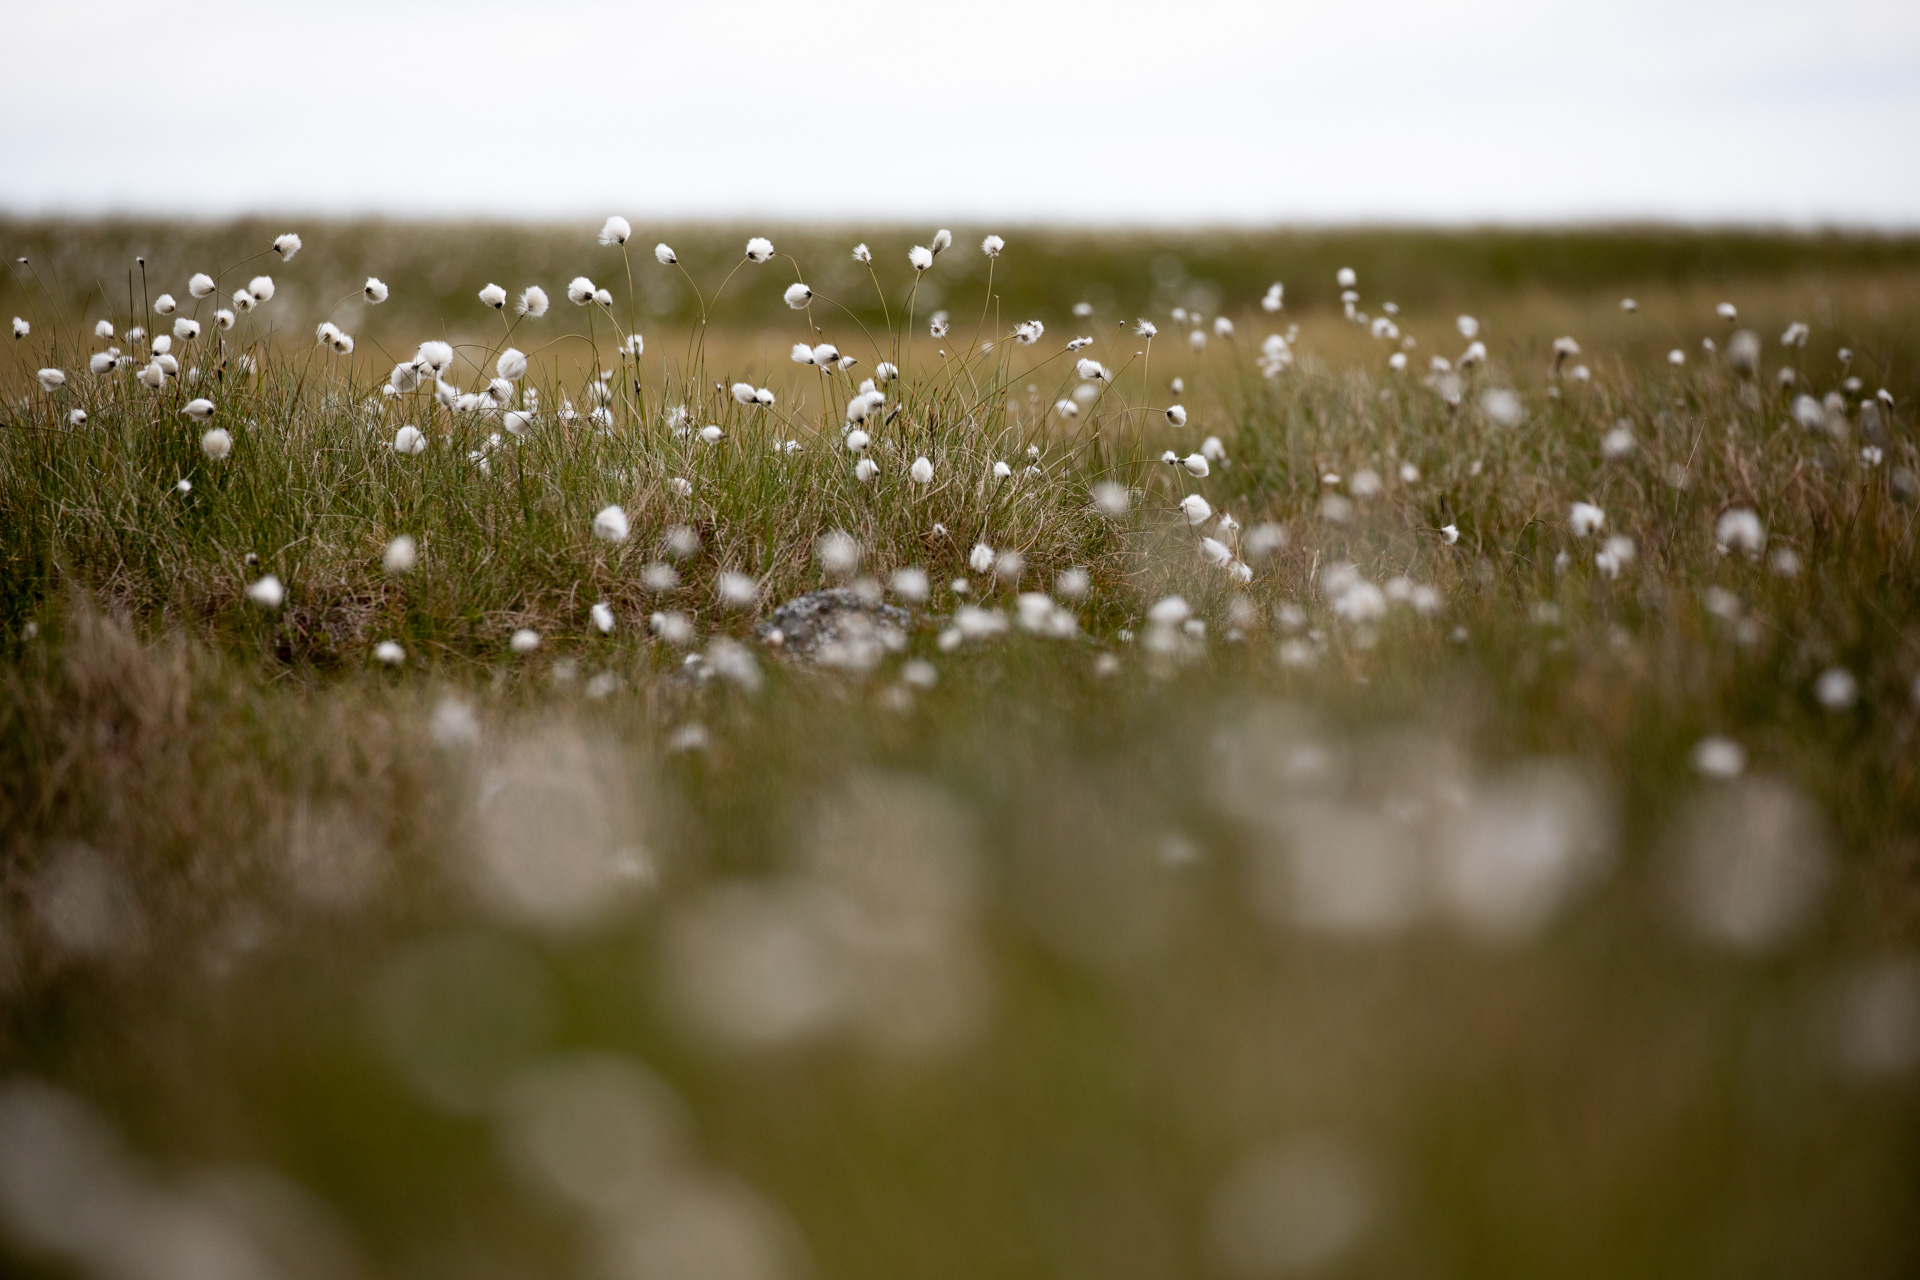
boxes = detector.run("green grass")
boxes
[1,221,1918,1280]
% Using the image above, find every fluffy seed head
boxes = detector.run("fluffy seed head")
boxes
[246,574,285,608]
[910,455,934,484]
[745,237,774,262]
[593,504,630,542]
[272,233,302,261]
[173,317,200,341]
[1180,494,1213,525]
[153,294,176,315]
[654,243,676,265]
[497,348,528,381]
[479,283,507,310]
[784,282,812,309]
[201,427,233,459]
[364,277,389,304]
[1167,404,1187,427]
[1569,502,1606,538]
[392,425,427,455]
[247,276,276,302]
[982,234,1004,257]
[599,215,631,246]
[36,368,66,392]
[383,535,417,574]
[12,316,28,338]
[188,272,215,298]
[908,245,933,271]
[567,277,596,305]
[181,397,215,421]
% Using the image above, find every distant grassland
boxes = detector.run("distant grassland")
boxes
[0,220,1917,1280]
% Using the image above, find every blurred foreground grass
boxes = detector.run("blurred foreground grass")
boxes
[1,220,1918,1280]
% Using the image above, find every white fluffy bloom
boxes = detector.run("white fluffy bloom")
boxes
[908,245,933,270]
[153,293,176,315]
[591,601,615,634]
[1715,508,1766,558]
[593,288,612,307]
[137,362,165,389]
[393,424,427,455]
[173,317,200,341]
[622,333,644,357]
[93,319,114,339]
[383,534,417,574]
[11,316,28,338]
[910,455,934,484]
[930,228,952,255]
[213,309,236,330]
[1180,494,1213,525]
[1076,358,1111,383]
[479,283,507,310]
[1055,399,1079,419]
[36,368,66,392]
[745,237,774,262]
[510,628,541,654]
[1182,454,1210,478]
[854,457,879,483]
[374,640,406,666]
[1595,535,1636,579]
[730,382,757,405]
[715,571,759,607]
[1166,404,1187,428]
[966,543,993,575]
[849,242,872,263]
[201,427,233,459]
[599,215,631,246]
[247,275,275,302]
[1716,302,1737,321]
[992,461,1012,479]
[982,234,1004,257]
[232,289,257,313]
[845,429,871,452]
[272,233,302,261]
[790,343,815,365]
[88,352,118,374]
[929,312,949,338]
[593,504,630,542]
[812,342,840,367]
[783,282,812,309]
[1336,266,1356,288]
[363,276,389,304]
[416,340,453,372]
[1262,283,1284,312]
[652,242,677,266]
[567,277,596,305]
[1135,318,1158,338]
[181,397,216,421]
[1013,320,1044,345]
[187,272,215,298]
[1814,667,1858,711]
[497,348,528,381]
[246,574,285,609]
[1569,502,1606,538]
[508,285,547,318]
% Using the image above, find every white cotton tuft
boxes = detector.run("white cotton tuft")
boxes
[845,429,871,452]
[745,237,774,262]
[910,456,934,484]
[969,544,995,574]
[36,368,67,392]
[1180,494,1213,525]
[213,309,235,330]
[1183,454,1210,478]
[153,294,176,315]
[591,602,615,634]
[393,425,427,455]
[374,640,406,666]
[784,282,812,309]
[497,348,528,381]
[187,272,215,298]
[593,504,631,542]
[599,215,632,246]
[479,283,507,310]
[181,397,216,421]
[1076,358,1111,383]
[415,340,453,372]
[791,343,815,365]
[272,233,302,261]
[908,245,933,271]
[248,275,276,302]
[982,234,1004,257]
[383,535,417,574]
[930,228,953,255]
[509,628,541,654]
[654,243,676,265]
[812,343,839,367]
[364,277,390,304]
[1166,404,1187,428]
[93,319,114,339]
[246,574,285,609]
[567,277,596,305]
[201,427,233,459]
[1336,266,1356,288]
[1569,502,1607,538]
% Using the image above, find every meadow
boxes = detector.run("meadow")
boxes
[1,217,1918,1280]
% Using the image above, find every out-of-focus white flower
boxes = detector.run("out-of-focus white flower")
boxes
[509,628,541,654]
[929,311,950,338]
[247,574,285,609]
[1180,494,1213,525]
[272,233,302,260]
[910,455,934,484]
[1692,736,1746,780]
[1076,358,1111,383]
[374,640,406,666]
[1261,282,1284,312]
[591,601,615,634]
[593,504,631,542]
[1714,508,1765,558]
[393,424,427,455]
[496,348,528,381]
[1595,535,1635,578]
[967,543,995,575]
[1165,404,1188,428]
[1668,348,1686,366]
[383,534,417,574]
[92,319,114,339]
[593,288,612,307]
[599,215,631,246]
[854,457,879,482]
[931,228,952,255]
[1716,302,1737,321]
[716,571,759,607]
[200,427,233,460]
[248,275,276,302]
[991,461,1012,480]
[1441,524,1460,544]
[908,245,934,270]
[1814,667,1858,710]
[11,316,29,339]
[359,276,389,304]
[1569,502,1606,538]
[36,368,66,392]
[745,237,774,262]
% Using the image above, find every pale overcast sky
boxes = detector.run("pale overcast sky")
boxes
[5,0,1917,224]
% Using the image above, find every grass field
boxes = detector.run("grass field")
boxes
[2,218,1918,1280]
